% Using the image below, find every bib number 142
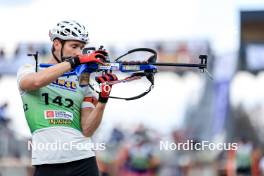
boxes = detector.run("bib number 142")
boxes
[42,93,73,108]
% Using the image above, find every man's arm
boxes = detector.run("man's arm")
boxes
[81,103,106,137]
[19,53,106,91]
[19,62,72,91]
[80,72,118,137]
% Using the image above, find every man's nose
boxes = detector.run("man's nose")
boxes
[74,49,82,56]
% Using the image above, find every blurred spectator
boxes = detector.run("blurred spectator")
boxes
[251,145,262,176]
[156,44,177,72]
[158,129,191,176]
[0,102,21,159]
[225,137,262,176]
[259,154,264,176]
[116,125,160,176]
[175,42,193,74]
[14,44,21,58]
[27,44,34,54]
[235,137,253,176]
[175,42,192,64]
[0,48,6,78]
[40,44,48,56]
[0,102,10,126]
[0,48,5,59]
[227,137,261,176]
[97,127,125,176]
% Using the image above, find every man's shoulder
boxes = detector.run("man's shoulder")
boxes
[17,64,35,76]
[18,64,35,71]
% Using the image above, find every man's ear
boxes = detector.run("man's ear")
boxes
[53,39,62,50]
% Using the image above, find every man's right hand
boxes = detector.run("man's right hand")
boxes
[66,52,106,69]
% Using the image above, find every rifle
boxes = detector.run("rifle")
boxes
[29,47,211,101]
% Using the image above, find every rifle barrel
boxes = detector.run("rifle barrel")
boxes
[153,62,206,68]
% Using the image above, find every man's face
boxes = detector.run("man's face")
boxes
[62,40,86,57]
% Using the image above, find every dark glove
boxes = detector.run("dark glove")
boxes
[96,73,118,103]
[65,51,106,69]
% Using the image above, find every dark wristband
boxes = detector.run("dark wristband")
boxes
[65,57,80,69]
[98,96,108,103]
